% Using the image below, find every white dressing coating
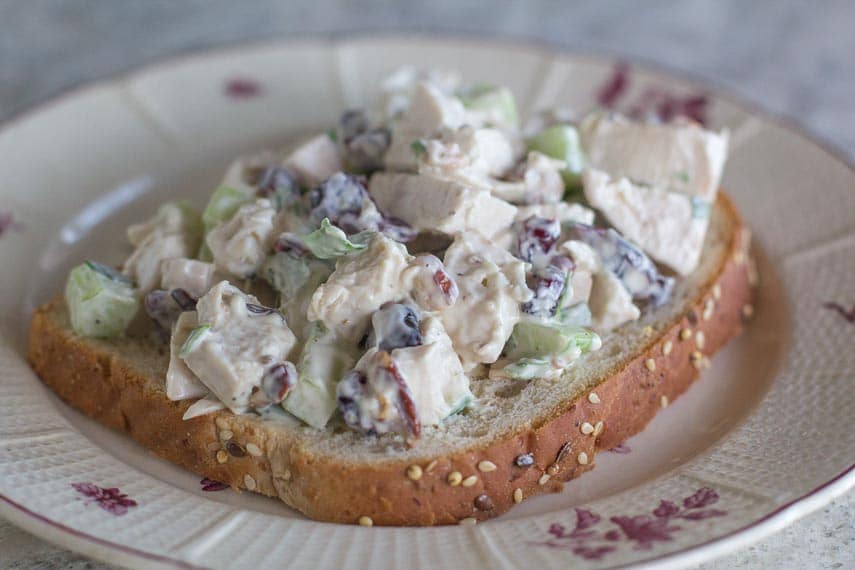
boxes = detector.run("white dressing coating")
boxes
[588,270,641,332]
[584,169,709,275]
[105,67,735,435]
[384,82,467,172]
[307,234,413,343]
[206,198,277,278]
[580,112,729,201]
[181,281,297,413]
[160,259,218,298]
[441,233,532,370]
[284,134,343,187]
[369,172,517,240]
[166,311,209,401]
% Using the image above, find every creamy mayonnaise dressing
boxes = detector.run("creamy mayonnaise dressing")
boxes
[85,66,731,436]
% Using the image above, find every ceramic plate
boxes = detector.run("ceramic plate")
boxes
[0,36,852,569]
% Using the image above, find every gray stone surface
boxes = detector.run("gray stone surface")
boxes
[0,1,851,568]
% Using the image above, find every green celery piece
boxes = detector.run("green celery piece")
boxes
[65,262,139,338]
[503,357,553,380]
[458,84,519,129]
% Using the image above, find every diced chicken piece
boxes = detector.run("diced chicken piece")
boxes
[124,234,192,294]
[383,123,424,172]
[376,67,460,123]
[206,198,277,278]
[588,270,640,332]
[284,133,343,187]
[383,83,468,172]
[558,240,600,307]
[124,203,202,293]
[160,259,218,298]
[579,112,728,201]
[454,151,567,205]
[400,82,466,133]
[441,233,532,370]
[369,172,517,240]
[166,311,209,401]
[419,126,517,179]
[519,151,567,204]
[584,169,709,275]
[181,282,297,413]
[307,235,413,343]
[355,316,472,427]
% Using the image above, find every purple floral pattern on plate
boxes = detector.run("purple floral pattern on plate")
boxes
[200,477,229,492]
[71,482,138,516]
[531,487,726,561]
[608,443,632,454]
[0,211,24,239]
[224,78,262,100]
[823,302,855,324]
[596,62,709,126]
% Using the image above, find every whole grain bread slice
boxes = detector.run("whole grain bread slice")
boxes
[27,192,753,526]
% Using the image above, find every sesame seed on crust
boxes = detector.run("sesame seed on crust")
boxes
[406,464,423,481]
[461,475,478,487]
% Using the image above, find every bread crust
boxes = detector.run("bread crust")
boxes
[27,194,753,526]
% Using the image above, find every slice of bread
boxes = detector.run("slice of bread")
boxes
[27,192,753,526]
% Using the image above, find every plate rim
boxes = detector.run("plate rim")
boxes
[1,32,853,570]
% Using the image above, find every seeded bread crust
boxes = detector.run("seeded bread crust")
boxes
[27,193,753,526]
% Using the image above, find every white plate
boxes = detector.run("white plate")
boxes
[0,36,853,569]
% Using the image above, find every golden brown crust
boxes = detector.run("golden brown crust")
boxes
[27,194,753,526]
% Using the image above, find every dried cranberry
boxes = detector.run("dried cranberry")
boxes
[256,167,299,210]
[368,303,423,353]
[144,289,181,330]
[170,288,197,311]
[569,223,674,308]
[522,256,575,318]
[516,216,561,264]
[337,352,421,438]
[273,233,309,257]
[264,362,296,402]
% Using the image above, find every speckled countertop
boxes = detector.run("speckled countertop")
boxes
[1,1,852,568]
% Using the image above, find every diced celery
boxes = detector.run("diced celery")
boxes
[527,124,587,192]
[262,252,311,301]
[503,357,553,380]
[179,324,211,356]
[448,394,473,416]
[505,320,601,362]
[283,322,358,428]
[65,262,139,338]
[458,84,519,129]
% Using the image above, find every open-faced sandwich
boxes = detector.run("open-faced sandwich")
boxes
[28,67,754,526]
